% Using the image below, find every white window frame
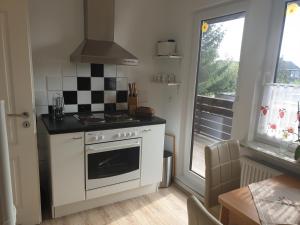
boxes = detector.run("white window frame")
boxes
[253,0,299,147]
[180,0,249,196]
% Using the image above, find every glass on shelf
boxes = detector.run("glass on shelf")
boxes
[153,73,179,85]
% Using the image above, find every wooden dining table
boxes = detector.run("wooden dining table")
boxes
[218,174,300,225]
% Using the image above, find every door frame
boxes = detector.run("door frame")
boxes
[181,0,249,195]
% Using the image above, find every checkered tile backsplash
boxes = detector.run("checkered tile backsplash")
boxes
[46,64,128,113]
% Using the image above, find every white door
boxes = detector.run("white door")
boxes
[182,1,248,195]
[0,0,41,224]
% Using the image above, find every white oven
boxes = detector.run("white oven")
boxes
[85,138,141,190]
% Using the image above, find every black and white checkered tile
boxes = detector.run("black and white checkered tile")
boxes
[47,64,128,113]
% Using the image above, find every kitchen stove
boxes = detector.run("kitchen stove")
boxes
[73,112,139,126]
[84,121,142,190]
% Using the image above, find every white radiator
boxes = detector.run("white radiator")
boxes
[240,157,283,187]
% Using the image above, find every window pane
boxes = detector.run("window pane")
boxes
[275,1,300,84]
[197,14,245,100]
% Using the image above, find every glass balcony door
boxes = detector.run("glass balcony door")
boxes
[190,13,246,177]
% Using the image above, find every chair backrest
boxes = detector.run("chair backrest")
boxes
[187,195,223,225]
[205,139,241,208]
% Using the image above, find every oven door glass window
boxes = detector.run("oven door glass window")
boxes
[88,147,140,179]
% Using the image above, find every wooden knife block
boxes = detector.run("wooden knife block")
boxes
[128,96,138,115]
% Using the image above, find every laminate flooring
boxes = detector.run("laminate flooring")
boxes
[41,185,188,225]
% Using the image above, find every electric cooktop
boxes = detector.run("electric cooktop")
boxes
[73,112,140,125]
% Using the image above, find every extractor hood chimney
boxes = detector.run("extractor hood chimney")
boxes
[70,0,138,66]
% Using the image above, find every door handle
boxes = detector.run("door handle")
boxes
[7,112,29,119]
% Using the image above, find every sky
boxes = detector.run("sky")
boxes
[216,17,245,62]
[280,3,300,67]
[214,3,300,67]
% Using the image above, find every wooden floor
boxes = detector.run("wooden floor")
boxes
[41,186,188,225]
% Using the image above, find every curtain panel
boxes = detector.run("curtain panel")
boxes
[257,84,300,142]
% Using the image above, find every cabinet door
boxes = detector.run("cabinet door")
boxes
[49,132,85,206]
[140,125,165,186]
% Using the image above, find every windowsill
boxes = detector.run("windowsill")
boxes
[241,141,298,164]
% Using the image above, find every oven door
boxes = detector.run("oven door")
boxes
[85,138,141,190]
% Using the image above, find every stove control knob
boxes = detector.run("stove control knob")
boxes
[127,132,132,137]
[99,135,104,140]
[133,131,138,136]
[117,133,122,138]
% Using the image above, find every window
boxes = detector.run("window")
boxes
[256,1,300,152]
[275,1,300,84]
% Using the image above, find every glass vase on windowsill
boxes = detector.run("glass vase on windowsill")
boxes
[295,108,300,162]
[294,132,300,162]
[279,127,300,161]
[280,106,300,162]
[279,140,297,159]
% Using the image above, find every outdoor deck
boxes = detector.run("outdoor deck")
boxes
[191,134,216,177]
[190,95,234,177]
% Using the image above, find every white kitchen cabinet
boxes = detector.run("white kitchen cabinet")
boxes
[140,124,165,186]
[49,132,85,207]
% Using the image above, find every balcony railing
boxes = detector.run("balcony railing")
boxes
[193,95,234,141]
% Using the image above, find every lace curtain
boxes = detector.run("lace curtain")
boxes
[257,84,300,142]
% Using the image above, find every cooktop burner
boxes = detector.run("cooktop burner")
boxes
[73,112,139,125]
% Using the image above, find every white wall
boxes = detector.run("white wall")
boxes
[29,0,186,180]
[29,0,290,182]
[162,0,297,178]
[114,0,235,176]
[29,0,84,115]
[29,0,210,177]
[29,0,176,116]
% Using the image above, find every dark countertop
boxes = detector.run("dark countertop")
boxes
[41,114,166,134]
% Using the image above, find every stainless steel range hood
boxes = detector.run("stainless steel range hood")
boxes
[70,0,138,66]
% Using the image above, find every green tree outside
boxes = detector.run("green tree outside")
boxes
[197,23,239,98]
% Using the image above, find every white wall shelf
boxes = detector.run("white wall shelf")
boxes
[153,55,183,60]
[167,82,181,86]
[152,80,181,86]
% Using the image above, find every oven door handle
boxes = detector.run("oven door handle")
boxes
[86,142,141,154]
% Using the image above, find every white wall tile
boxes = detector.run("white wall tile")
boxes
[63,76,77,90]
[34,75,47,91]
[47,76,62,91]
[36,106,49,116]
[104,91,116,103]
[35,90,48,106]
[47,91,63,105]
[116,103,128,110]
[104,64,117,77]
[62,62,76,76]
[116,77,128,90]
[64,105,78,113]
[116,65,129,77]
[76,63,91,77]
[78,91,91,104]
[91,77,104,90]
[92,104,104,112]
